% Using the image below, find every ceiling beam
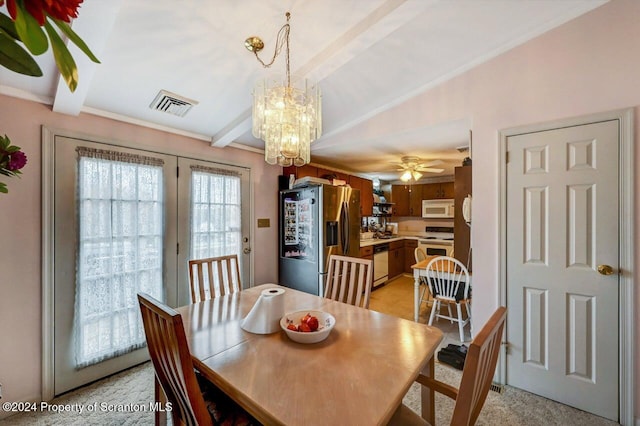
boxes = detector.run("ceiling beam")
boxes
[52,1,123,116]
[211,0,436,148]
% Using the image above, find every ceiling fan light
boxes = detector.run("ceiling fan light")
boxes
[412,171,422,181]
[401,171,412,181]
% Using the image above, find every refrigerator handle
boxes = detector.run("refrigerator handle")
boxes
[341,200,350,254]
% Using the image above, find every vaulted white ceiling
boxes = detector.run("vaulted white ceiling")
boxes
[0,0,608,181]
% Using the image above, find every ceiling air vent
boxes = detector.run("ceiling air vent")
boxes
[149,90,199,117]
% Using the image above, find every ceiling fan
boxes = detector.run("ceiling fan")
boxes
[393,156,444,181]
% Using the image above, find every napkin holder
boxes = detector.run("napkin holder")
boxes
[241,288,285,334]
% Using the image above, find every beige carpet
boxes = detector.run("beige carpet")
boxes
[2,360,616,425]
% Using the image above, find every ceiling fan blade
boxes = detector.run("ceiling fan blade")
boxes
[416,167,444,173]
[418,159,444,168]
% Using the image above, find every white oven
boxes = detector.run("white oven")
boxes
[422,199,455,218]
[418,240,454,257]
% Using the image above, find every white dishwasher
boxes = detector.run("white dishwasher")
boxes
[373,243,389,287]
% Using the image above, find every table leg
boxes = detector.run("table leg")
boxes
[420,356,436,424]
[413,270,420,322]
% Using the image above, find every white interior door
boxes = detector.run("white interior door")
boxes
[505,120,619,421]
[176,157,252,306]
[53,137,177,395]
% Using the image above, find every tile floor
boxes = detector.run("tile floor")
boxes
[368,274,472,349]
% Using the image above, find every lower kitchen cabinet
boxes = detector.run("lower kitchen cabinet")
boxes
[388,240,405,280]
[359,245,373,260]
[404,239,418,273]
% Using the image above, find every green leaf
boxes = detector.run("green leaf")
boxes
[0,31,43,76]
[6,146,20,153]
[0,135,11,149]
[52,19,100,64]
[0,12,20,40]
[44,21,78,92]
[14,4,49,55]
[0,183,8,194]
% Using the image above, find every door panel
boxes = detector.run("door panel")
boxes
[506,120,619,421]
[176,157,251,306]
[53,137,177,395]
[52,139,252,395]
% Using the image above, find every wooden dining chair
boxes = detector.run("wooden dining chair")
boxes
[389,306,507,426]
[188,254,242,303]
[425,256,471,342]
[137,293,257,426]
[324,254,373,309]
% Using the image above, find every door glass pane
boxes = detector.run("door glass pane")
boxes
[190,169,242,260]
[75,156,164,368]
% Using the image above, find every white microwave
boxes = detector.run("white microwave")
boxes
[422,199,455,218]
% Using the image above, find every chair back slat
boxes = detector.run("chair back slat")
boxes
[426,256,470,302]
[138,293,213,426]
[188,255,242,303]
[324,255,373,309]
[451,306,507,426]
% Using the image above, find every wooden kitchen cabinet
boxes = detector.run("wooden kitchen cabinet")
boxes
[391,185,409,216]
[422,181,454,200]
[404,239,418,273]
[409,184,423,217]
[360,178,373,217]
[282,164,318,179]
[343,175,373,217]
[388,240,405,280]
[359,245,373,260]
[391,184,422,216]
[454,166,472,270]
[282,165,372,217]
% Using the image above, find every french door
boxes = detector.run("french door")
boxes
[52,136,251,395]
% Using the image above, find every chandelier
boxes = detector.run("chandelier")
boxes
[245,12,322,167]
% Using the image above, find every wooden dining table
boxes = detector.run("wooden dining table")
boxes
[412,256,472,322]
[174,283,443,425]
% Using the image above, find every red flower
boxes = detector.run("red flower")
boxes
[4,0,83,26]
[7,150,27,171]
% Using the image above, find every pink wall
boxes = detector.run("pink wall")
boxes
[334,0,640,419]
[0,96,280,410]
[0,0,637,420]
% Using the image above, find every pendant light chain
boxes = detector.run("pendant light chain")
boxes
[251,12,291,87]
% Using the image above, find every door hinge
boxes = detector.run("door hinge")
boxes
[176,166,179,178]
[176,243,179,255]
[505,152,509,163]
[502,341,510,355]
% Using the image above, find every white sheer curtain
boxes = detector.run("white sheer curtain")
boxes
[190,165,242,260]
[74,147,164,368]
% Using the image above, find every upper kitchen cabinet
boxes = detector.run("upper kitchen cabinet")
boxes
[351,176,373,217]
[283,164,317,179]
[422,181,454,199]
[348,175,373,217]
[317,167,349,183]
[283,165,372,217]
[391,184,422,217]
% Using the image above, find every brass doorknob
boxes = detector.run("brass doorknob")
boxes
[597,264,614,275]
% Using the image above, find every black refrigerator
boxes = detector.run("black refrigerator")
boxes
[279,184,361,296]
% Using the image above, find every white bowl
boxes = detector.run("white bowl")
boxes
[280,310,336,344]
